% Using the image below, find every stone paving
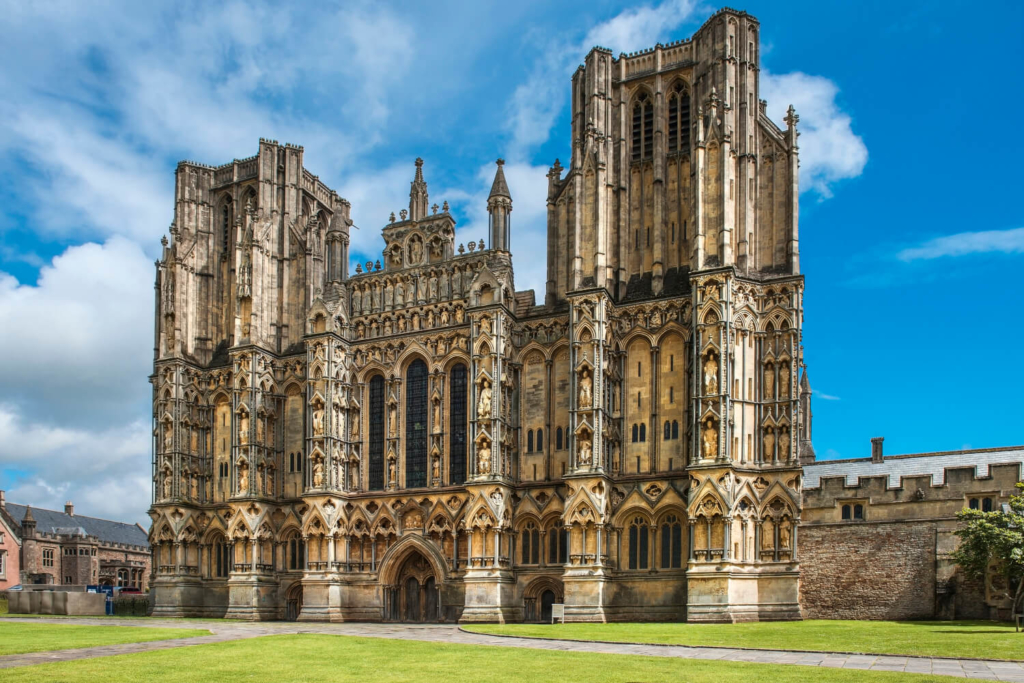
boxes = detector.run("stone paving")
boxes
[2,617,1024,681]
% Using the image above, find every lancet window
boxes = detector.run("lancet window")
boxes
[369,375,385,490]
[405,359,428,488]
[449,363,468,483]
[660,515,683,568]
[667,82,691,154]
[631,91,654,162]
[628,516,649,570]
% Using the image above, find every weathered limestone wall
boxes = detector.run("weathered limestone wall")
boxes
[800,521,936,620]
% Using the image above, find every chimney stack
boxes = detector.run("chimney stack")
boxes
[871,437,884,463]
[65,500,74,516]
[0,490,5,510]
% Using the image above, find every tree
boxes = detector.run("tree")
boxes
[952,482,1024,620]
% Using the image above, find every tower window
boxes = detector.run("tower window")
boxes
[667,83,691,155]
[632,92,654,161]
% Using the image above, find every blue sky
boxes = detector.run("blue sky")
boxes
[1,0,1021,523]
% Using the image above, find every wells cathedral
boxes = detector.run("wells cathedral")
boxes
[149,8,1024,623]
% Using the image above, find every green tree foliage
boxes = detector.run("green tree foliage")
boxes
[953,482,1024,619]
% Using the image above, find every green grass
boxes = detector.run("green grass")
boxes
[465,620,1024,661]
[0,634,976,683]
[0,622,210,656]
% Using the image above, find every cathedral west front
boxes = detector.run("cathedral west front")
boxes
[149,8,826,623]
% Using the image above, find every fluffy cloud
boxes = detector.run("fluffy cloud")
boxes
[761,71,868,198]
[897,227,1024,261]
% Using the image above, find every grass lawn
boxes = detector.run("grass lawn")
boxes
[465,620,1024,661]
[0,622,210,656]
[0,634,976,683]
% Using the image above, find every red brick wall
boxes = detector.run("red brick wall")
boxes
[0,521,20,590]
[800,521,937,620]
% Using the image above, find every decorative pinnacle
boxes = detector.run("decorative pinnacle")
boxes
[431,203,439,214]
[785,104,800,129]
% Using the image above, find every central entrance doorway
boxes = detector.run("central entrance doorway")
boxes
[389,550,439,622]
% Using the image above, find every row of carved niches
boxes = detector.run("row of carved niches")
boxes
[610,300,689,336]
[157,456,211,502]
[381,221,455,270]
[349,255,484,317]
[233,451,277,497]
[514,318,568,346]
[353,303,467,340]
[349,334,468,370]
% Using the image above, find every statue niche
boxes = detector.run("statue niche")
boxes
[578,367,593,409]
[703,351,718,395]
[702,418,718,459]
[477,378,492,419]
[477,437,492,475]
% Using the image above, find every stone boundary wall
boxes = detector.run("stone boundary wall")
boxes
[800,521,937,620]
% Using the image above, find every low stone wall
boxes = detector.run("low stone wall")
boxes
[800,521,937,620]
[8,590,106,616]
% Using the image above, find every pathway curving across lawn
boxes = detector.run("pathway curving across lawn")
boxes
[464,620,1024,662]
[0,622,211,656]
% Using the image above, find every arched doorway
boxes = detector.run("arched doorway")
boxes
[540,589,556,623]
[285,583,303,622]
[523,577,563,622]
[393,551,439,623]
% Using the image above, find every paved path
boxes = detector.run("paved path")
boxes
[2,617,1023,681]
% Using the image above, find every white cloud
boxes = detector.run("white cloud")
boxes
[813,390,841,401]
[761,71,868,198]
[897,227,1024,261]
[0,238,153,426]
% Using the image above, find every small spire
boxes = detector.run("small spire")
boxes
[23,505,34,522]
[488,158,511,199]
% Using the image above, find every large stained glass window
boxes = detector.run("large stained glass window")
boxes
[405,359,428,488]
[449,363,467,484]
[369,375,385,490]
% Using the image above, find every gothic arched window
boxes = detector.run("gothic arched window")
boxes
[639,423,647,443]
[632,424,639,443]
[556,427,563,450]
[521,522,540,565]
[527,430,534,453]
[221,198,233,253]
[405,359,428,488]
[631,91,654,162]
[667,82,691,154]
[549,525,568,564]
[368,375,386,490]
[628,516,649,570]
[660,515,683,569]
[672,420,679,440]
[536,428,543,452]
[664,420,671,440]
[449,364,468,483]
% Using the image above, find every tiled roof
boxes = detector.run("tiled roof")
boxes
[803,446,1024,489]
[5,504,149,548]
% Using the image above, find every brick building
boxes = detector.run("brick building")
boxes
[0,493,151,591]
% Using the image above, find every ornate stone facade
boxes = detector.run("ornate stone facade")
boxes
[150,8,807,623]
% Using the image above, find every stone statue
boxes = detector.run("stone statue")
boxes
[190,428,198,454]
[779,363,790,398]
[162,469,172,499]
[702,419,717,458]
[384,283,394,308]
[779,521,791,549]
[313,406,324,436]
[441,308,450,325]
[388,460,396,485]
[762,519,774,550]
[779,427,790,457]
[432,457,440,482]
[395,281,405,307]
[350,461,359,488]
[313,458,324,487]
[266,467,274,495]
[190,475,199,500]
[763,364,775,400]
[238,461,249,492]
[578,368,593,409]
[704,354,718,395]
[477,380,492,419]
[163,422,173,451]
[763,426,776,458]
[455,306,465,323]
[239,412,249,444]
[256,418,264,444]
[477,442,491,475]
[578,436,593,465]
[433,400,441,431]
[336,408,346,438]
[389,404,397,435]
[351,409,360,437]
[390,248,402,267]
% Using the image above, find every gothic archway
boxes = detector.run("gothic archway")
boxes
[386,550,439,622]
[285,582,303,622]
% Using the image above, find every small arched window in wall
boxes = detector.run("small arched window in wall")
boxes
[556,427,563,450]
[526,430,534,453]
[969,498,979,510]
[628,517,649,570]
[672,420,679,440]
[982,497,994,512]
[631,91,654,162]
[667,82,691,154]
[549,526,568,564]
[664,421,671,440]
[660,515,683,569]
[536,428,543,452]
[639,423,647,443]
[853,504,864,520]
[631,424,639,443]
[521,522,540,565]
[841,504,851,520]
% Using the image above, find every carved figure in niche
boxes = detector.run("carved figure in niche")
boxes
[372,285,381,310]
[313,405,324,436]
[578,368,593,408]
[384,319,393,335]
[390,248,402,267]
[239,411,250,444]
[455,306,465,323]
[779,521,791,549]
[238,461,250,492]
[440,272,450,299]
[350,461,359,488]
[578,435,593,465]
[336,407,346,438]
[162,469,172,499]
[477,379,492,419]
[433,399,441,431]
[163,421,173,451]
[477,441,491,474]
[190,474,199,499]
[432,456,440,482]
[190,428,199,454]
[312,457,324,487]
[441,308,450,325]
[384,283,394,308]
[429,276,438,300]
[763,426,775,458]
[388,460,396,485]
[426,309,435,327]
[702,419,717,458]
[362,287,371,312]
[409,238,423,265]
[399,316,408,332]
[704,353,718,395]
[763,363,775,400]
[266,467,274,495]
[778,426,790,457]
[389,404,397,436]
[779,363,790,398]
[256,418,265,444]
[417,276,427,301]
[761,519,774,550]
